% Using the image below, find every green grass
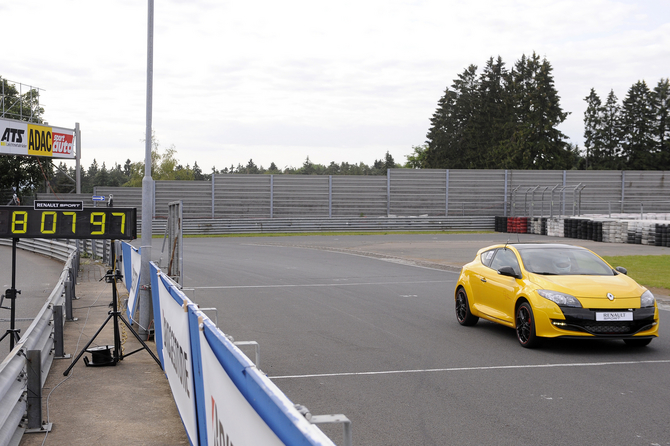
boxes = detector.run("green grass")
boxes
[602,255,670,291]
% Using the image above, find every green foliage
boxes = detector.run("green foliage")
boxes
[583,78,670,170]
[405,144,428,168]
[424,53,571,170]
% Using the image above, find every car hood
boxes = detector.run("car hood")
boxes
[527,273,644,298]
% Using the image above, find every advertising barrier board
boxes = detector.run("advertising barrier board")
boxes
[0,117,75,158]
[153,266,198,444]
[142,246,336,446]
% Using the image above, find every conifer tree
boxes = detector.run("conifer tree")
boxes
[652,78,670,169]
[620,81,655,170]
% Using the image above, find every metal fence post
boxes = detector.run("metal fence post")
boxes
[386,169,391,217]
[328,175,332,218]
[621,171,626,213]
[270,174,274,219]
[211,174,216,218]
[65,279,77,321]
[53,305,66,358]
[25,350,52,433]
[503,170,508,217]
[445,169,450,216]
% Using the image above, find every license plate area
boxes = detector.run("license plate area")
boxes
[596,311,633,321]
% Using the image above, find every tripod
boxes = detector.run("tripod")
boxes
[0,238,21,352]
[63,241,160,376]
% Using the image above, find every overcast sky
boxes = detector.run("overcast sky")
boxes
[3,0,669,173]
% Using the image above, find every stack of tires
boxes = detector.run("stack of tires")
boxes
[494,216,508,233]
[503,216,528,233]
[656,224,670,247]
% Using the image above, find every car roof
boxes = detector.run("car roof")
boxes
[505,243,589,251]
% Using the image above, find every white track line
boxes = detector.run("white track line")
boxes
[187,280,451,290]
[270,359,670,380]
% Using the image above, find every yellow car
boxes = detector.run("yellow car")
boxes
[454,243,659,348]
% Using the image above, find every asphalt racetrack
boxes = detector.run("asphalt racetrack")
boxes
[172,233,670,445]
[0,245,66,349]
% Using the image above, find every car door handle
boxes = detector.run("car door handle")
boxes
[480,278,487,283]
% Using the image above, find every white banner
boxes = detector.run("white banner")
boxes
[126,246,141,322]
[158,279,198,443]
[199,329,284,446]
[0,118,75,158]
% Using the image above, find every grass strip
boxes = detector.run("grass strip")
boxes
[603,255,670,292]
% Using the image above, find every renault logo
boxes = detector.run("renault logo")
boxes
[607,293,615,301]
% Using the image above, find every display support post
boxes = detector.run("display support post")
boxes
[0,238,21,352]
[63,241,161,376]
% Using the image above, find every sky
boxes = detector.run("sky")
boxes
[2,0,669,173]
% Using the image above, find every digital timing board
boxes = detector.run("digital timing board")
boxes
[0,206,137,240]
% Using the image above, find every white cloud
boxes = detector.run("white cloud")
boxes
[3,0,669,171]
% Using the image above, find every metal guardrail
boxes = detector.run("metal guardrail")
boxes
[143,216,496,235]
[0,239,79,446]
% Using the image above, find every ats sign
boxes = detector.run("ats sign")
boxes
[0,117,74,158]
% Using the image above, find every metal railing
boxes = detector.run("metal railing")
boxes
[143,215,496,235]
[0,239,79,446]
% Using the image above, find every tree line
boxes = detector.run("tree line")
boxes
[3,60,670,201]
[48,149,400,194]
[417,53,669,171]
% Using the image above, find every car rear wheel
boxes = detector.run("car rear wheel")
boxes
[455,288,478,326]
[623,338,652,347]
[515,302,542,348]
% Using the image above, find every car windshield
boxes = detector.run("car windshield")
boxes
[516,246,615,276]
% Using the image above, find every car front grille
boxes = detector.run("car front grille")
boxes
[580,321,641,334]
[556,307,656,337]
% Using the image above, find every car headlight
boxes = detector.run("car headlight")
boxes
[537,289,582,308]
[641,290,656,308]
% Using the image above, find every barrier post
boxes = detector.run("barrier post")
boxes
[53,305,67,358]
[25,350,53,433]
[65,280,76,321]
[310,414,352,446]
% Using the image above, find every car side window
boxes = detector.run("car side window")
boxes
[490,248,520,276]
[480,249,496,267]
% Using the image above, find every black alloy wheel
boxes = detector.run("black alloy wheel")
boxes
[515,301,542,348]
[455,288,479,326]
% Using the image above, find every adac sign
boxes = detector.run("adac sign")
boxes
[0,118,74,159]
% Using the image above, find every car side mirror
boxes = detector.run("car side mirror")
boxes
[498,266,520,279]
[615,266,628,275]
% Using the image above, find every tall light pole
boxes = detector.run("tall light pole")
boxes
[139,0,154,340]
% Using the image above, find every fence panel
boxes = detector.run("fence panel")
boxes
[155,181,211,219]
[332,176,387,217]
[37,169,670,220]
[213,174,271,218]
[389,169,447,216]
[622,171,670,214]
[448,169,508,217]
[273,175,330,217]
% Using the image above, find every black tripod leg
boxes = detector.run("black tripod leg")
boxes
[118,314,162,367]
[63,313,114,376]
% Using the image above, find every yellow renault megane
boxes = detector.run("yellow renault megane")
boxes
[454,243,659,348]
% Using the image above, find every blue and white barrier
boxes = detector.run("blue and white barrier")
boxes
[118,241,334,446]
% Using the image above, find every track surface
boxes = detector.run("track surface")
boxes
[174,234,670,445]
[0,245,65,350]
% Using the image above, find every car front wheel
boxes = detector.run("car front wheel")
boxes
[515,302,542,348]
[455,288,479,326]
